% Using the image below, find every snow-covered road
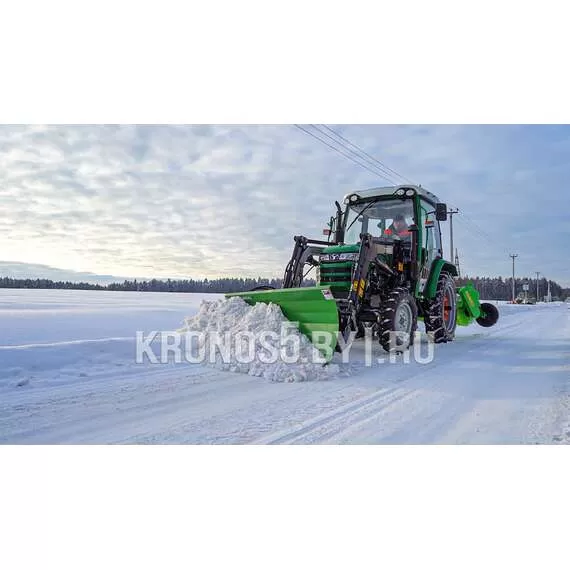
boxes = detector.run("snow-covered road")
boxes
[1,290,569,444]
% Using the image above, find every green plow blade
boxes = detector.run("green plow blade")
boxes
[225,286,340,362]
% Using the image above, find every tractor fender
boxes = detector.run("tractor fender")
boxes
[423,259,458,300]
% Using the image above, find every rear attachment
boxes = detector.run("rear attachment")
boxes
[225,286,340,362]
[456,283,499,327]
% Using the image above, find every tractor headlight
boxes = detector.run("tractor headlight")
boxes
[395,188,406,196]
[405,188,416,197]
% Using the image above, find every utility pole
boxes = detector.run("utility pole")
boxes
[510,253,518,302]
[448,208,459,261]
[535,271,540,302]
[454,248,461,277]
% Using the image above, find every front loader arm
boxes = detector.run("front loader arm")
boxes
[283,235,335,288]
[337,233,378,341]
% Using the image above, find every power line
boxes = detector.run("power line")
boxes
[310,124,401,185]
[459,211,511,257]
[460,211,498,244]
[448,212,509,276]
[460,210,512,256]
[293,124,401,185]
[461,216,495,245]
[294,124,400,184]
[316,124,416,185]
[461,221,481,242]
[295,124,515,272]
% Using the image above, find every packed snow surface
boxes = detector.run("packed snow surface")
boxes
[1,289,569,444]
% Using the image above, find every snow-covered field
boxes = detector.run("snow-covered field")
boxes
[1,289,569,444]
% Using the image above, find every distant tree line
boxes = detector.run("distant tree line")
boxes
[105,277,304,293]
[0,277,106,290]
[0,275,568,299]
[0,276,315,293]
[456,276,569,301]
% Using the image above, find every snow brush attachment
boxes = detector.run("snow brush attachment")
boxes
[225,286,340,362]
[456,282,499,328]
[476,303,500,328]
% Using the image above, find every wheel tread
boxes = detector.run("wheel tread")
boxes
[378,287,418,353]
[424,272,457,344]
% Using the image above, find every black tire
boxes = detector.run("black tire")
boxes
[378,287,418,353]
[425,272,457,343]
[477,302,499,327]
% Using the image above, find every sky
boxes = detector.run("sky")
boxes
[1,124,569,287]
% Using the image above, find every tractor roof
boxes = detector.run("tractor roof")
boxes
[343,185,442,205]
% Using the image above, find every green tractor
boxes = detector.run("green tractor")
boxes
[227,185,499,361]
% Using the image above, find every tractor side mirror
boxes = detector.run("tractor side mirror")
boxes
[436,203,448,221]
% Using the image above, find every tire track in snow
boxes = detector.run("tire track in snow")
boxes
[252,384,410,444]
[252,312,536,444]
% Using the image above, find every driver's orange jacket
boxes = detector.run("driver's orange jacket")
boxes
[384,227,411,238]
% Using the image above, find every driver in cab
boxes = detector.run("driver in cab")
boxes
[383,214,411,239]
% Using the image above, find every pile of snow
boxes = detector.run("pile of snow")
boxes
[180,297,340,382]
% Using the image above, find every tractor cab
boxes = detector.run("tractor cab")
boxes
[340,185,446,248]
[322,185,449,295]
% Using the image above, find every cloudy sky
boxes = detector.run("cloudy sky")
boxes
[1,125,569,286]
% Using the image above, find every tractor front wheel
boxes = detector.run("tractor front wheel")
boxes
[378,288,418,353]
[425,272,457,343]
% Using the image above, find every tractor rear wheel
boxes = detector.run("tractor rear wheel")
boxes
[378,287,418,353]
[425,272,457,343]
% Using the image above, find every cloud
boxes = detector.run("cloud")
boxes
[1,125,569,286]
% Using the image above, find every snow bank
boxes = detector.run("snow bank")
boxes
[180,297,340,382]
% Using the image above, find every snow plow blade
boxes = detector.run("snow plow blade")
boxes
[225,286,340,362]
